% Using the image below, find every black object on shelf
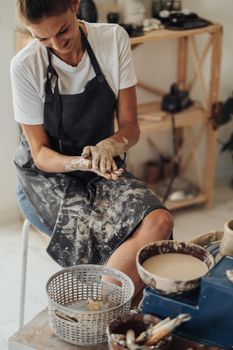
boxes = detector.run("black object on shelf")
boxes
[77,0,98,23]
[165,13,211,30]
[120,24,144,38]
[161,83,192,113]
[107,12,119,24]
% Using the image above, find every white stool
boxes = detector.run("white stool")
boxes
[19,219,31,330]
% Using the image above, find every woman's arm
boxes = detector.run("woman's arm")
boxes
[82,85,140,172]
[21,124,123,179]
[111,84,140,149]
[21,124,66,172]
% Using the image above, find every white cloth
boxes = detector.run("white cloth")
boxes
[10,21,137,125]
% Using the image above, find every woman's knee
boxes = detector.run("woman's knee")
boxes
[142,209,174,241]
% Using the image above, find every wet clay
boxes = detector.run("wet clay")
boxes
[143,253,208,280]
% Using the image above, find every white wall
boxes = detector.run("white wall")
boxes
[0,0,19,221]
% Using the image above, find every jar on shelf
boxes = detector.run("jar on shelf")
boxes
[118,0,146,25]
[77,0,98,23]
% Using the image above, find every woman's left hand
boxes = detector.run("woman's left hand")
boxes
[82,144,117,173]
[81,138,127,173]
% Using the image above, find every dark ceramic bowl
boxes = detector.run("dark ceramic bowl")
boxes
[107,312,172,350]
[136,240,214,295]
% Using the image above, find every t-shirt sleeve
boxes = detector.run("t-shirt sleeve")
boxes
[116,26,137,90]
[10,57,44,125]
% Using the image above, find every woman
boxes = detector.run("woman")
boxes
[11,0,173,303]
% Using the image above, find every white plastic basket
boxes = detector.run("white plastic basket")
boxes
[46,264,134,345]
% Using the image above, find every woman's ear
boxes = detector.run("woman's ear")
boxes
[71,0,79,13]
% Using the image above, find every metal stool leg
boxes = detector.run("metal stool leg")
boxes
[19,219,30,330]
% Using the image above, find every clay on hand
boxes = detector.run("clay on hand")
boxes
[65,157,123,180]
[81,137,128,173]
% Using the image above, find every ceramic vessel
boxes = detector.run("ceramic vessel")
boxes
[136,240,214,295]
[220,219,233,256]
[107,312,172,350]
[118,0,146,25]
[189,230,223,248]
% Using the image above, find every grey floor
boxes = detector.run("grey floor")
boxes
[0,180,232,350]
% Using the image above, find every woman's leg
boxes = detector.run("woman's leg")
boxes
[106,209,173,304]
[16,181,53,236]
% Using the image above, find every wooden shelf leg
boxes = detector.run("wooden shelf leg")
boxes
[204,27,223,208]
[178,37,188,89]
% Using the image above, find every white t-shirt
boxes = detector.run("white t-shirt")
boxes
[10,21,137,125]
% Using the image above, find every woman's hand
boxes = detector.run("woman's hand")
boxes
[65,156,124,180]
[81,144,117,174]
[81,138,127,174]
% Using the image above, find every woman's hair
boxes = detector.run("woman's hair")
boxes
[17,0,73,23]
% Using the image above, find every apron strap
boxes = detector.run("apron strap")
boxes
[45,49,63,139]
[79,26,104,80]
[45,49,58,94]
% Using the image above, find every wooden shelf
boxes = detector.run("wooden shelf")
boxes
[129,22,223,209]
[16,23,222,48]
[143,173,207,210]
[166,192,207,210]
[138,102,208,132]
[130,24,222,46]
[146,182,207,210]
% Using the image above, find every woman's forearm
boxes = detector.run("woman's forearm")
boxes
[107,122,140,156]
[34,145,85,173]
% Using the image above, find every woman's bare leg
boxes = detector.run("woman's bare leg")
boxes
[106,209,173,305]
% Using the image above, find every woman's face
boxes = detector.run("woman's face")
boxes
[27,1,80,55]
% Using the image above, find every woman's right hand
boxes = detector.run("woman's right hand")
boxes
[65,157,124,180]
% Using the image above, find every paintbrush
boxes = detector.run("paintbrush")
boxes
[135,317,171,344]
[145,314,191,346]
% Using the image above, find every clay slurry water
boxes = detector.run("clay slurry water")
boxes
[143,253,208,280]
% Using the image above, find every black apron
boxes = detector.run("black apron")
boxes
[44,28,115,157]
[15,27,166,267]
